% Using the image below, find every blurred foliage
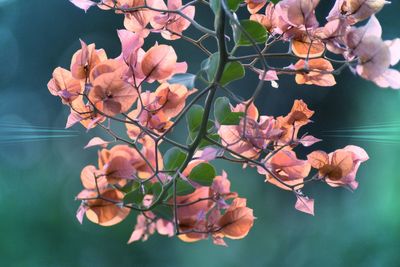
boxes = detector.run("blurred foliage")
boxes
[0,1,399,266]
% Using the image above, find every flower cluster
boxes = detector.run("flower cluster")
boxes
[47,0,398,246]
[248,0,400,88]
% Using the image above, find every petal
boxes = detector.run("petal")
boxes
[156,219,174,237]
[69,0,97,12]
[372,69,400,89]
[298,135,322,147]
[84,137,110,149]
[295,196,314,216]
[218,206,254,239]
[291,39,325,59]
[344,145,369,162]
[385,38,400,66]
[117,29,144,63]
[141,45,178,81]
[307,150,329,169]
[331,149,354,177]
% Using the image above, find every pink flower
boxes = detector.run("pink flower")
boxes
[151,0,195,40]
[327,0,388,24]
[125,83,195,138]
[275,0,320,29]
[294,58,336,87]
[308,145,369,190]
[346,16,400,89]
[117,29,144,64]
[217,198,255,240]
[76,188,130,226]
[48,67,82,104]
[141,44,187,82]
[260,150,311,191]
[218,103,280,159]
[89,69,138,116]
[128,214,174,244]
[122,0,166,37]
[70,39,108,80]
[314,18,349,54]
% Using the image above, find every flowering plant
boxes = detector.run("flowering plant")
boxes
[48,0,398,246]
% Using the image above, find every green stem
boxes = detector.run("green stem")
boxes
[123,1,229,231]
[170,3,228,234]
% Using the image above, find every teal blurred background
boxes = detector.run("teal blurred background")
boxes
[1,1,400,266]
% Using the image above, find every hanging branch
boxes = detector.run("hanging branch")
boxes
[51,0,396,246]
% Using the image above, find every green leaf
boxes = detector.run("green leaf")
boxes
[168,73,196,89]
[119,181,140,194]
[187,119,215,145]
[191,129,220,149]
[233,19,268,46]
[186,105,204,133]
[123,188,144,205]
[175,179,196,196]
[150,182,162,198]
[212,0,245,14]
[202,53,245,85]
[214,97,244,125]
[220,61,245,85]
[189,163,216,186]
[187,132,195,145]
[167,179,196,199]
[203,53,219,82]
[152,205,174,221]
[270,0,281,3]
[198,133,221,149]
[164,147,187,171]
[227,0,243,11]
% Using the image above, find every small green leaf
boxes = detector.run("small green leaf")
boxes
[167,179,196,199]
[189,163,216,186]
[270,0,281,3]
[198,133,221,149]
[202,53,245,85]
[220,61,245,85]
[187,119,215,145]
[204,53,220,82]
[150,182,162,198]
[123,188,144,205]
[187,132,195,145]
[152,205,174,221]
[233,20,268,46]
[168,73,197,89]
[214,97,244,125]
[187,105,204,133]
[164,147,187,171]
[119,181,140,194]
[227,0,243,11]
[175,179,196,196]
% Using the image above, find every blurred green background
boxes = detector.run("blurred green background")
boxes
[1,1,400,266]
